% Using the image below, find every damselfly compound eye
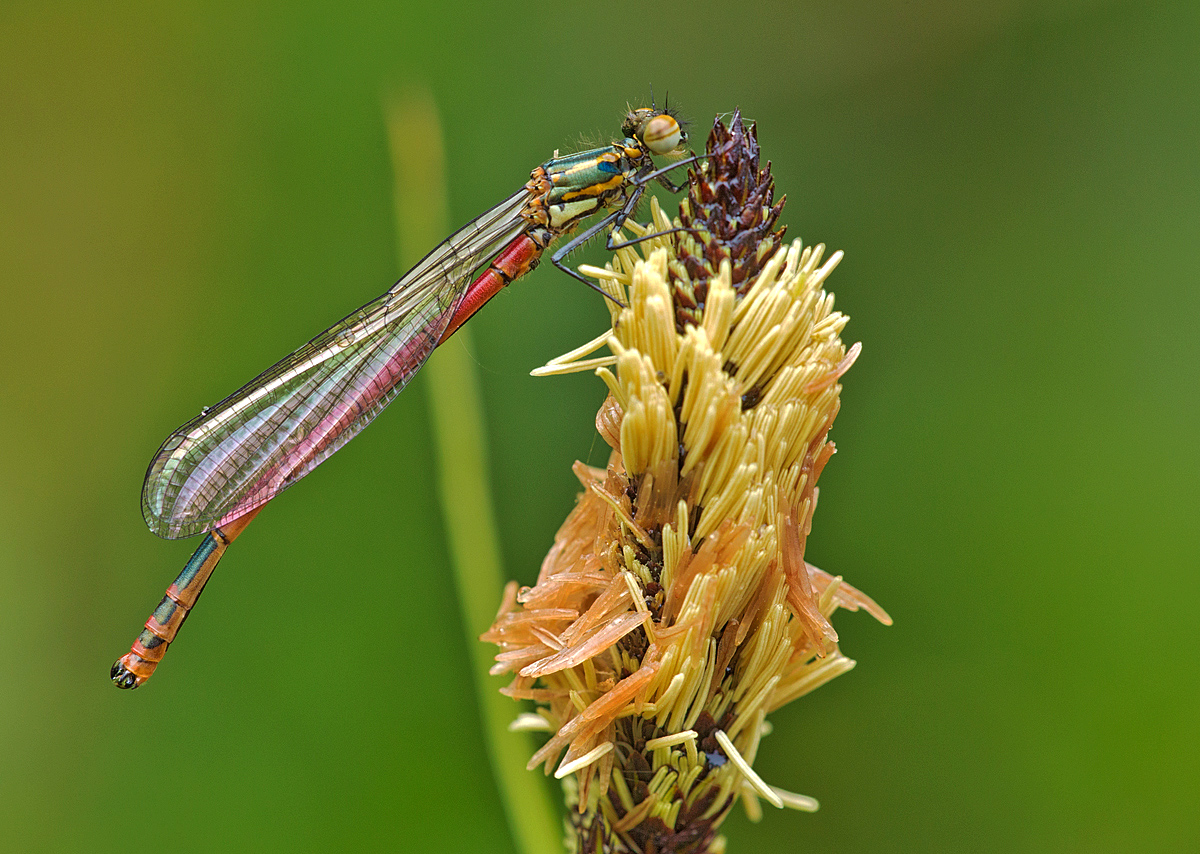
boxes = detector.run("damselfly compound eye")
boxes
[641,113,685,155]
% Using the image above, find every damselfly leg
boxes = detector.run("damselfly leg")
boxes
[547,153,705,303]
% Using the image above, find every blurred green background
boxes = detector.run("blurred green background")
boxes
[2,1,1197,851]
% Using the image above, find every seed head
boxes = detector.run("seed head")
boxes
[484,111,890,853]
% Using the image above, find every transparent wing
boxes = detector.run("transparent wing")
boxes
[143,188,530,539]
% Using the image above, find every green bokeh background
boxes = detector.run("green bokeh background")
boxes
[2,2,1197,851]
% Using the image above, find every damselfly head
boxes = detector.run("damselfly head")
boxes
[623,107,688,156]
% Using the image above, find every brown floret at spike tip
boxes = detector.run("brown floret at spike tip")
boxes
[671,109,787,331]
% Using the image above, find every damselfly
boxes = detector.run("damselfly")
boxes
[112,104,692,688]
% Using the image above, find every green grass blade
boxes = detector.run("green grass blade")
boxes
[385,86,561,854]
